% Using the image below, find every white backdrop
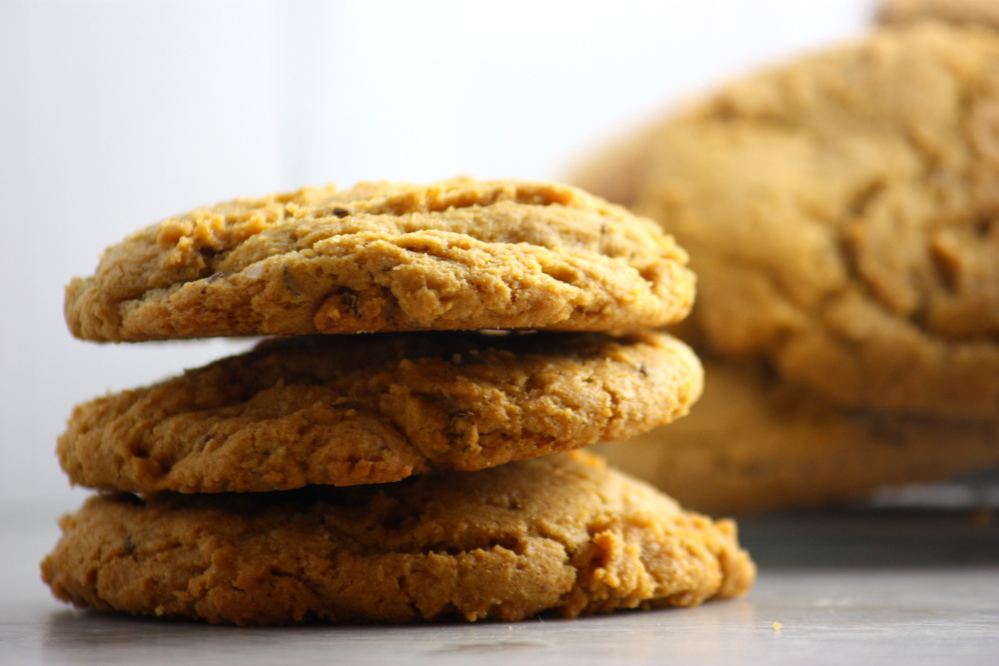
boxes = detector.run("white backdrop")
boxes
[0,0,874,508]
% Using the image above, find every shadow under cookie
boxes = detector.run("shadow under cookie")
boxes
[58,330,703,494]
[41,452,755,625]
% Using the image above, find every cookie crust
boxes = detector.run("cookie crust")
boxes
[41,452,755,625]
[58,330,702,494]
[65,179,694,342]
[574,24,999,419]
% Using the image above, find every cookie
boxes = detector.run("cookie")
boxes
[58,329,703,494]
[65,178,695,342]
[41,452,755,625]
[878,0,999,31]
[594,360,999,515]
[574,23,999,420]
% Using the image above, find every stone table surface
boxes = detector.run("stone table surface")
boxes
[3,501,998,666]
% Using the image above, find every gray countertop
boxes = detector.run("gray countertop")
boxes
[3,502,998,665]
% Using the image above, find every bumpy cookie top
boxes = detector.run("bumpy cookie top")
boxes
[42,452,755,625]
[58,329,703,494]
[879,0,999,30]
[65,178,694,341]
[574,24,999,419]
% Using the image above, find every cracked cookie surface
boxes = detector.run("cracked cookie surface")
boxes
[58,330,703,494]
[574,24,999,419]
[595,359,999,515]
[41,452,755,625]
[65,178,694,342]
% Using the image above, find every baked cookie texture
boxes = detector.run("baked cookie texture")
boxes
[878,0,999,30]
[594,360,999,515]
[41,452,755,626]
[65,178,695,342]
[58,330,703,494]
[574,23,999,420]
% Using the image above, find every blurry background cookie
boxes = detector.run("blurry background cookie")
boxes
[577,23,999,419]
[593,358,999,515]
[878,0,999,30]
[577,21,999,510]
[66,178,694,342]
[42,452,755,625]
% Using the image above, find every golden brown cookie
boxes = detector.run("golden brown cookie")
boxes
[594,359,999,516]
[58,330,703,494]
[41,452,755,625]
[65,178,695,342]
[878,0,999,30]
[574,23,999,420]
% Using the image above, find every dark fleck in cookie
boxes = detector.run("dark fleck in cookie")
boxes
[41,452,755,626]
[878,0,999,31]
[58,330,702,494]
[574,23,999,420]
[65,178,695,342]
[595,360,999,515]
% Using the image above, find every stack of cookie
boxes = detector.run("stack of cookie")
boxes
[574,10,999,514]
[42,178,755,625]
